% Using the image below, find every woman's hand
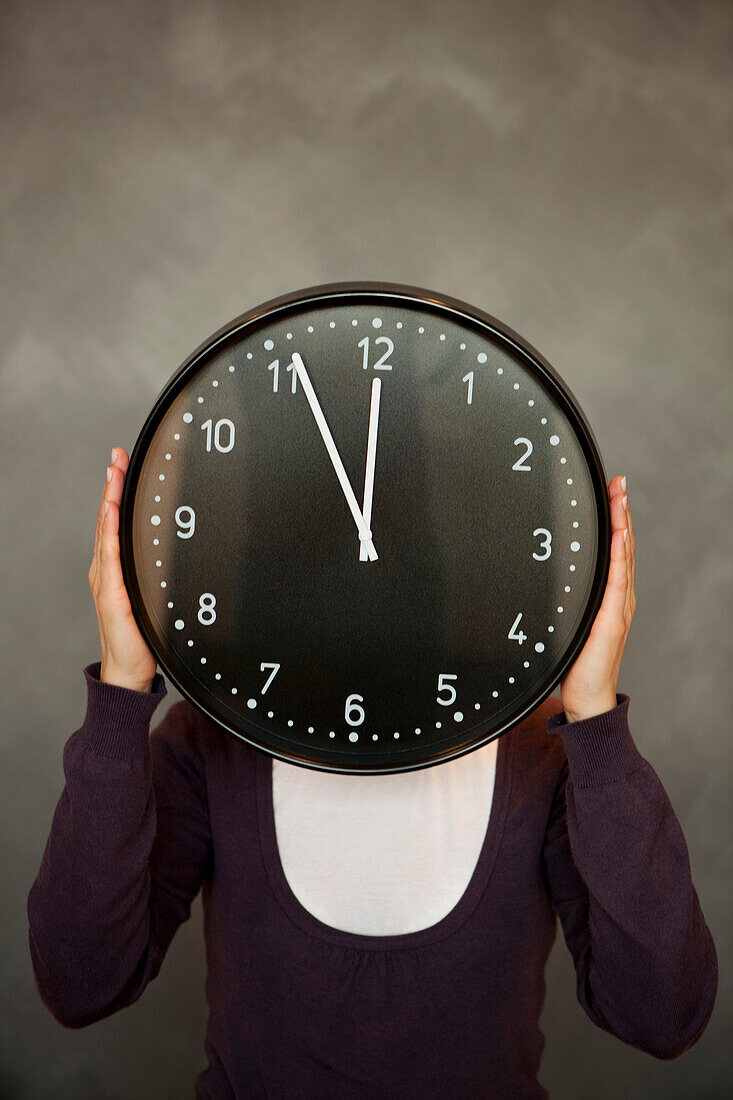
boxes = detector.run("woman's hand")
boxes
[559,474,636,723]
[88,447,159,693]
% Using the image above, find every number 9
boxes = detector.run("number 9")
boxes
[175,506,196,539]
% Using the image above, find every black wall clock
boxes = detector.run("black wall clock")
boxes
[120,281,611,774]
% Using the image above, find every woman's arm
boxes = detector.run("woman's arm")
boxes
[542,695,718,1058]
[27,662,212,1028]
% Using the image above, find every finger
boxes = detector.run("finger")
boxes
[114,446,130,476]
[99,456,127,590]
[624,489,636,617]
[617,485,632,618]
[625,482,635,579]
[93,448,126,581]
[608,472,625,497]
[596,483,630,631]
[611,476,632,613]
[609,476,632,618]
[92,464,112,573]
[99,497,121,590]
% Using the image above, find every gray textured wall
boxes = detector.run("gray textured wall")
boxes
[2,0,731,1096]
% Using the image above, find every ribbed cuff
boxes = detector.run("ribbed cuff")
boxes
[81,661,168,760]
[546,693,645,788]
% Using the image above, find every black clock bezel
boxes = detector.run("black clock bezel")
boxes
[120,280,611,773]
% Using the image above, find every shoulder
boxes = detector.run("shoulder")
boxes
[149,697,218,772]
[504,693,568,786]
[149,695,258,770]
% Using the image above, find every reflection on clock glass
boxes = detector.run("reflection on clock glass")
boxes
[129,297,601,770]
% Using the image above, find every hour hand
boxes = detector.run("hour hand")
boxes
[290,352,378,561]
[360,376,381,561]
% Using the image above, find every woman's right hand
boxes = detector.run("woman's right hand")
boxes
[88,447,159,693]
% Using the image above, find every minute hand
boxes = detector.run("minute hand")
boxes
[290,352,378,562]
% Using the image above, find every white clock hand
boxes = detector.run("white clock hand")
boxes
[360,376,382,561]
[290,352,378,562]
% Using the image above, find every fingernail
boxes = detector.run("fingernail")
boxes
[621,475,627,492]
[103,502,109,517]
[623,529,628,543]
[110,448,117,465]
[106,466,113,482]
[622,494,628,510]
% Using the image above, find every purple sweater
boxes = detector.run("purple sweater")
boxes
[27,663,718,1097]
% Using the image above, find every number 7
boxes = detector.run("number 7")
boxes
[260,662,280,694]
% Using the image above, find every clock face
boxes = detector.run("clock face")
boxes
[120,281,610,774]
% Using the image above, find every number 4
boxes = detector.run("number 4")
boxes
[508,613,527,645]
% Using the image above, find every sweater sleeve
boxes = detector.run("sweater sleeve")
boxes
[541,693,718,1059]
[27,661,212,1028]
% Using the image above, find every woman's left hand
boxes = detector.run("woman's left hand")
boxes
[559,475,637,723]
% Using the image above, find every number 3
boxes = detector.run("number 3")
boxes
[532,528,552,560]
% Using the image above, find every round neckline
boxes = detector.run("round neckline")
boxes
[256,732,513,952]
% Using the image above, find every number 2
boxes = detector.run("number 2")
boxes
[512,438,532,471]
[358,336,393,371]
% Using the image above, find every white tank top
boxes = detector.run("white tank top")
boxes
[271,738,498,936]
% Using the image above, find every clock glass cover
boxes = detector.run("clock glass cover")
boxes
[120,281,611,773]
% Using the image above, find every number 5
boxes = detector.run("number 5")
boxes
[437,673,457,706]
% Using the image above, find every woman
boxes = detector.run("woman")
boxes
[27,447,718,1098]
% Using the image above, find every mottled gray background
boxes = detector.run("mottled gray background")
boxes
[2,0,731,1096]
